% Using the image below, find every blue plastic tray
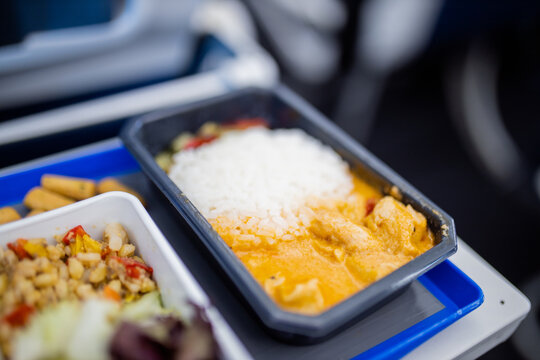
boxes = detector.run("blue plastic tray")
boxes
[0,139,484,359]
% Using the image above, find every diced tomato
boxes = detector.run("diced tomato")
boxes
[103,285,121,302]
[111,256,153,278]
[223,117,269,130]
[7,239,30,260]
[182,135,217,150]
[126,266,141,279]
[62,225,87,245]
[365,198,377,216]
[101,246,111,260]
[3,304,35,327]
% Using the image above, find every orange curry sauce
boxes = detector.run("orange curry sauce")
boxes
[212,175,435,315]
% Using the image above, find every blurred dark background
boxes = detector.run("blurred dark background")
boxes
[1,0,540,358]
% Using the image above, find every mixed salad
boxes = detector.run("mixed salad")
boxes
[0,223,218,360]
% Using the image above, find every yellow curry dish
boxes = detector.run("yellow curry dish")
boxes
[159,119,435,315]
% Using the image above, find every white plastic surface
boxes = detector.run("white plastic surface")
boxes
[0,192,252,360]
[404,240,530,360]
[0,0,278,145]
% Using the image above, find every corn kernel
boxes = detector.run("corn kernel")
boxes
[3,250,17,267]
[16,260,37,278]
[24,290,41,306]
[57,262,69,280]
[140,277,156,293]
[34,273,58,288]
[118,244,135,257]
[108,280,122,294]
[89,263,107,283]
[15,279,33,300]
[123,280,140,293]
[68,258,84,280]
[46,245,62,261]
[76,252,101,266]
[36,257,53,273]
[55,279,68,298]
[76,284,94,300]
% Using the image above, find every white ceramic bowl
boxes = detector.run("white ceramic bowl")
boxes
[0,191,251,360]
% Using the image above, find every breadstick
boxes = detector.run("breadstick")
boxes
[23,187,75,210]
[0,207,21,224]
[97,178,146,206]
[41,174,96,200]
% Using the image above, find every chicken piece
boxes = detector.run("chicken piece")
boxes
[309,209,381,253]
[267,277,325,315]
[281,279,324,313]
[345,252,410,285]
[363,196,429,257]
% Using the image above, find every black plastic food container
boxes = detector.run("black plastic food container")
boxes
[121,86,457,342]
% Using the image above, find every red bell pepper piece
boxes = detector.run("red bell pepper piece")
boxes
[7,239,30,260]
[183,135,218,150]
[126,266,141,279]
[111,256,153,279]
[224,117,269,130]
[62,225,87,245]
[365,198,377,216]
[3,304,35,327]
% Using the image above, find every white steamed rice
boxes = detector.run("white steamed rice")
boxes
[168,127,354,235]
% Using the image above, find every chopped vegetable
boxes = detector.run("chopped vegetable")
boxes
[111,256,153,278]
[68,227,102,256]
[223,117,269,130]
[62,225,87,245]
[109,322,169,360]
[13,302,79,360]
[3,304,35,328]
[183,135,218,150]
[83,234,103,253]
[1,223,157,357]
[103,285,122,302]
[7,239,29,260]
[120,291,166,322]
[21,241,47,258]
[109,312,218,360]
[198,122,221,137]
[101,246,112,260]
[155,152,173,173]
[65,300,119,360]
[1,223,220,359]
[171,133,195,152]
